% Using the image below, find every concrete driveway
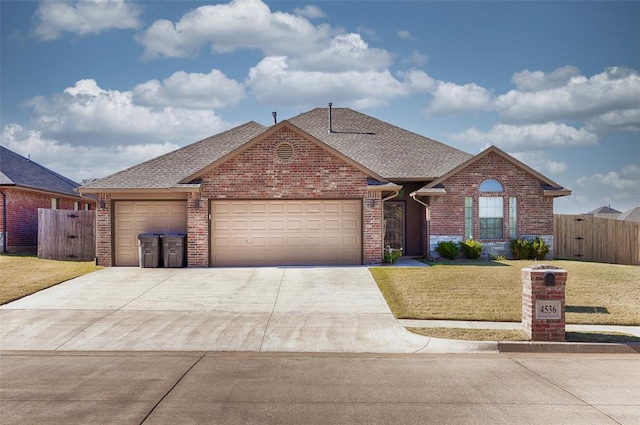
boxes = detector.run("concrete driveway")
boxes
[0,267,494,353]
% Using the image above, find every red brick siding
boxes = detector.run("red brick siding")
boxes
[96,193,112,266]
[0,187,92,252]
[195,127,380,265]
[187,192,208,267]
[430,152,554,240]
[522,266,567,342]
[364,190,383,263]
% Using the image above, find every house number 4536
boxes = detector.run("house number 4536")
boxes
[535,300,562,319]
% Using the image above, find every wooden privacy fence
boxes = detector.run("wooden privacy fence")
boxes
[554,214,640,265]
[38,209,95,261]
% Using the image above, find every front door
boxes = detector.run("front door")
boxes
[384,201,405,251]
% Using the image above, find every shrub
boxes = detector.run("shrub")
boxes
[510,238,530,260]
[459,239,483,259]
[436,241,459,260]
[383,248,403,264]
[532,237,550,260]
[510,237,549,260]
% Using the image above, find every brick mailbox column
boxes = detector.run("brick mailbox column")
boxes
[521,265,567,342]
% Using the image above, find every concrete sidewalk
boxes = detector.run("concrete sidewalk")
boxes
[2,351,638,425]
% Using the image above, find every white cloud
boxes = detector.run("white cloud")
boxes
[586,108,640,133]
[511,65,580,92]
[2,124,178,182]
[398,69,436,91]
[397,30,416,40]
[447,122,598,151]
[33,0,141,41]
[495,67,640,126]
[133,69,245,109]
[289,33,392,72]
[511,151,568,175]
[571,164,640,211]
[357,26,377,41]
[24,79,230,146]
[403,50,429,66]
[426,81,492,115]
[136,0,333,59]
[293,5,325,19]
[246,57,430,109]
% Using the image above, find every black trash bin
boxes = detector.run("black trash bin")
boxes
[161,233,186,268]
[138,234,161,268]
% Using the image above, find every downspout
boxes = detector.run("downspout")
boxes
[0,189,7,254]
[382,190,401,203]
[410,192,431,260]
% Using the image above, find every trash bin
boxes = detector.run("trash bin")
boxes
[138,234,161,268]
[161,233,186,268]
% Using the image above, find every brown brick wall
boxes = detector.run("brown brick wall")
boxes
[96,193,112,266]
[187,192,208,267]
[0,187,92,252]
[195,127,380,265]
[429,152,554,257]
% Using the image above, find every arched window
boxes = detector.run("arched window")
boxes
[479,179,503,192]
[479,179,504,239]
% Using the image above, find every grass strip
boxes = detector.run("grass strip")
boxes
[408,327,640,343]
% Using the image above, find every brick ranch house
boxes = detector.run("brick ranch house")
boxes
[0,145,96,253]
[79,107,571,267]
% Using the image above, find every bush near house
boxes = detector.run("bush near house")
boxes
[510,237,550,260]
[436,241,459,260]
[384,247,403,264]
[459,239,483,259]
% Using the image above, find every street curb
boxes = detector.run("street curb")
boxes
[498,341,640,354]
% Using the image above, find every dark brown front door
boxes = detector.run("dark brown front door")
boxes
[384,201,405,251]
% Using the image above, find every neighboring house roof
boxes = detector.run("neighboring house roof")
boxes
[586,205,622,215]
[411,145,571,198]
[81,108,473,192]
[583,205,622,219]
[617,207,640,222]
[0,145,83,198]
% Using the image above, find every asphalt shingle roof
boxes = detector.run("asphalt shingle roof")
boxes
[0,145,82,197]
[82,121,267,190]
[288,108,472,179]
[81,108,473,191]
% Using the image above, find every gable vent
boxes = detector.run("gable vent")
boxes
[276,142,295,161]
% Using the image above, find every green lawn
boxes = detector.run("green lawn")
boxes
[0,254,102,305]
[370,260,640,326]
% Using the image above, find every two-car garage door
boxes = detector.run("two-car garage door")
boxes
[211,200,362,266]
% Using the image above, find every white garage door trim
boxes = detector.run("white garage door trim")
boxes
[114,200,187,266]
[211,199,362,266]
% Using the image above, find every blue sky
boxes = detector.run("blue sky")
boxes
[1,0,639,214]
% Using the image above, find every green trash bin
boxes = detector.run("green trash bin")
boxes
[161,234,186,268]
[137,234,161,268]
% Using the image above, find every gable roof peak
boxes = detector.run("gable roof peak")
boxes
[412,144,571,198]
